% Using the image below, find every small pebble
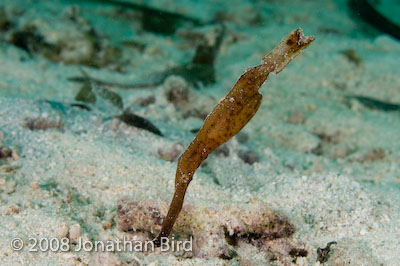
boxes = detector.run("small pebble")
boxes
[163,75,189,109]
[287,110,306,124]
[327,144,349,159]
[236,132,249,143]
[158,143,183,162]
[24,116,62,131]
[4,204,20,215]
[102,221,111,230]
[308,104,317,111]
[1,165,16,173]
[31,182,40,190]
[238,150,259,165]
[0,146,13,159]
[215,144,230,157]
[69,223,81,243]
[5,180,16,194]
[359,148,385,162]
[56,223,69,239]
[136,95,155,107]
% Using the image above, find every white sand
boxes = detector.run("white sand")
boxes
[0,0,399,265]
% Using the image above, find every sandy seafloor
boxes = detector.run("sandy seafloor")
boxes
[0,0,400,265]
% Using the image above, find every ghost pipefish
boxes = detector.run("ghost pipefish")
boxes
[153,28,314,246]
